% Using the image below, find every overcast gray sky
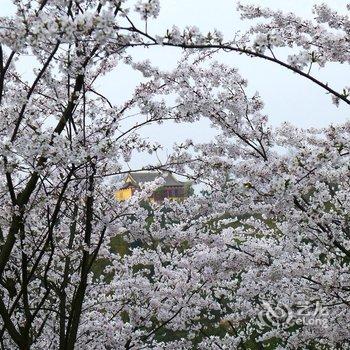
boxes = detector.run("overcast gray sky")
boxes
[2,0,349,168]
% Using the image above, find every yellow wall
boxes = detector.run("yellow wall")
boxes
[115,188,133,201]
[115,187,185,202]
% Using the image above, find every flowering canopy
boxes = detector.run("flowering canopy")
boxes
[0,0,349,349]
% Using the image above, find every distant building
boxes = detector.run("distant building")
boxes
[115,171,189,202]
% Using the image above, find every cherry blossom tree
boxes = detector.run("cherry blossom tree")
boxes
[159,3,350,348]
[0,0,349,349]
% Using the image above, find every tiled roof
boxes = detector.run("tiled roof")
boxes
[126,171,184,187]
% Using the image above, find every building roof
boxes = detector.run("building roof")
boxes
[125,171,185,187]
